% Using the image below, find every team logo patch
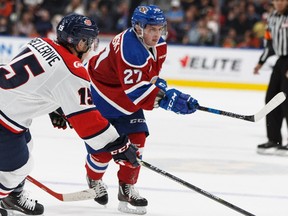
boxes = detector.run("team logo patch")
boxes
[154,8,161,13]
[58,24,64,31]
[67,37,73,43]
[84,19,92,26]
[139,6,148,14]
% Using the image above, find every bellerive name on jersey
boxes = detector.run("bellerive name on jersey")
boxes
[28,38,61,67]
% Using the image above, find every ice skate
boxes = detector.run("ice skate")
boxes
[118,182,148,215]
[0,191,44,215]
[86,176,108,205]
[0,208,7,216]
[257,141,280,155]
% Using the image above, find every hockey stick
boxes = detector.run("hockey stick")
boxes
[197,92,286,122]
[140,160,255,216]
[26,175,96,202]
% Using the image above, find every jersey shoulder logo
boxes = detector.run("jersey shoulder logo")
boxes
[73,61,84,68]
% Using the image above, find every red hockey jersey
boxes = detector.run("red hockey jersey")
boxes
[88,28,167,118]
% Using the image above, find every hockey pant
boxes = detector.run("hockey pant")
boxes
[0,128,34,199]
[265,56,288,144]
[85,132,146,184]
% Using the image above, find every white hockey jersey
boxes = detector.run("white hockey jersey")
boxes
[0,37,118,152]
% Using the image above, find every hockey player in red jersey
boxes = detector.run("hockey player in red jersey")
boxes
[0,14,139,216]
[86,5,199,215]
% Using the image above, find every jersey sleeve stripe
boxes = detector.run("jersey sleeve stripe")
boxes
[82,123,110,140]
[126,85,156,105]
[91,83,134,115]
[94,46,110,70]
[66,107,98,119]
[124,80,151,94]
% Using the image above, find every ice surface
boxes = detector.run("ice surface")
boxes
[23,87,288,216]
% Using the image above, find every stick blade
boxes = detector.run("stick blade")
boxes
[26,175,96,202]
[254,92,286,122]
[62,188,96,201]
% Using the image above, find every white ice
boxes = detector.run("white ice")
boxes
[23,87,288,216]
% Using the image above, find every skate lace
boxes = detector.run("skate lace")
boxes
[93,180,108,198]
[17,191,36,211]
[124,184,143,200]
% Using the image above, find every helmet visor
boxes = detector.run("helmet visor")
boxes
[82,37,99,52]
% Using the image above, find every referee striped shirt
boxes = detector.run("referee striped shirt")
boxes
[259,10,288,64]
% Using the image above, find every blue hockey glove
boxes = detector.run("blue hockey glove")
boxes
[159,89,199,114]
[105,135,140,168]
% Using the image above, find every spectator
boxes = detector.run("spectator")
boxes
[0,0,13,18]
[91,1,114,33]
[234,12,250,36]
[86,0,100,22]
[47,13,63,40]
[0,16,9,35]
[165,0,184,25]
[64,0,85,15]
[198,0,214,18]
[0,0,275,48]
[184,18,215,45]
[13,11,35,37]
[113,0,129,32]
[246,3,261,28]
[222,27,237,47]
[252,12,268,42]
[34,8,53,37]
[40,0,70,17]
[237,30,260,48]
[165,0,184,41]
[176,4,198,43]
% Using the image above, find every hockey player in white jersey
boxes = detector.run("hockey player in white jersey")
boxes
[0,13,139,216]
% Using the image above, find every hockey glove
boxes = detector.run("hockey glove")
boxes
[159,88,199,114]
[49,107,73,130]
[105,135,140,168]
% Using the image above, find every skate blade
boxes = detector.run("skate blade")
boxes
[257,147,277,155]
[275,149,288,156]
[0,208,7,216]
[3,209,23,216]
[118,201,147,215]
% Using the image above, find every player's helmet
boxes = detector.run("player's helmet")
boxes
[56,13,99,49]
[131,5,166,29]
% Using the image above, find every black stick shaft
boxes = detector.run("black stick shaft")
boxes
[140,160,255,216]
[197,105,254,122]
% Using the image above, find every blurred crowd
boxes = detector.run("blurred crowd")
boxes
[0,0,273,48]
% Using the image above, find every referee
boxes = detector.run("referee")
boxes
[254,0,288,155]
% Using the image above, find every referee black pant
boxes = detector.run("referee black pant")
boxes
[265,56,288,145]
